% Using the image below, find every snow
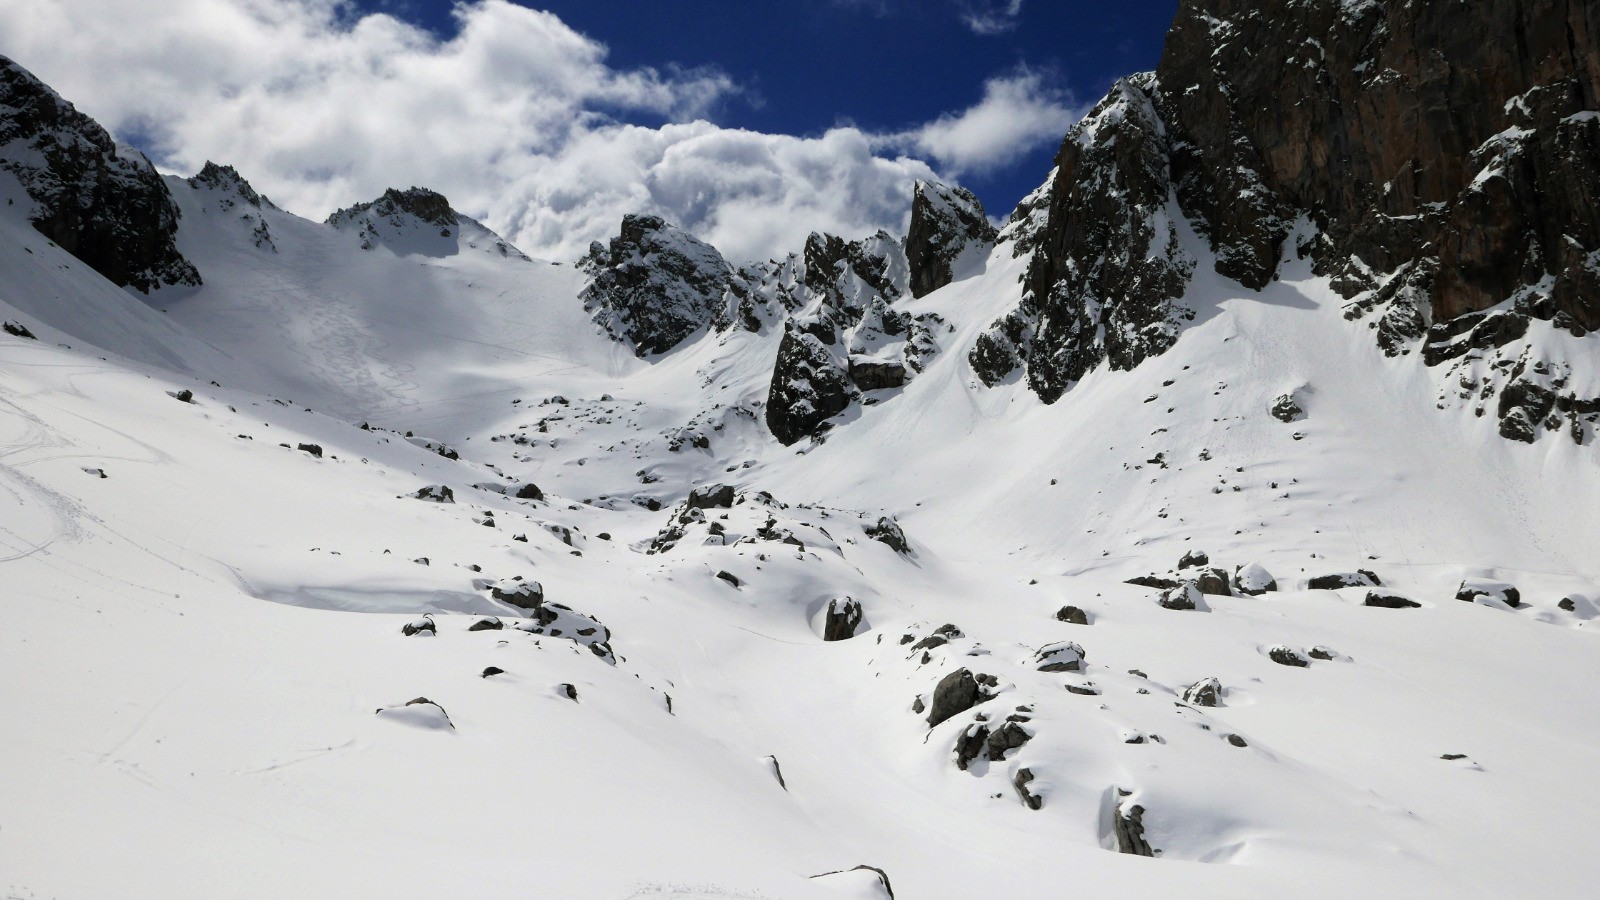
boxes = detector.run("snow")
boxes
[0,152,1598,900]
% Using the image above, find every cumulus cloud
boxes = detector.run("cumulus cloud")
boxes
[886,68,1078,176]
[0,0,1057,263]
[959,0,1025,35]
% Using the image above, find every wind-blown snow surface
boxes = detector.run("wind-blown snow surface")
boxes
[1,171,1598,899]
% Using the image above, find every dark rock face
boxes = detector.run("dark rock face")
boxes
[1013,768,1044,810]
[926,668,982,728]
[1110,789,1156,856]
[905,181,997,298]
[0,56,200,292]
[579,214,731,356]
[765,323,857,445]
[3,320,36,339]
[1365,590,1422,609]
[971,2,1600,443]
[972,77,1195,401]
[823,597,864,641]
[1157,0,1600,331]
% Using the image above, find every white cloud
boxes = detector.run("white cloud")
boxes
[0,0,1057,263]
[887,68,1078,175]
[960,0,1025,35]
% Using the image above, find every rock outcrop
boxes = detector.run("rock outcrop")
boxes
[905,180,997,298]
[579,214,732,356]
[0,55,200,292]
[970,77,1195,399]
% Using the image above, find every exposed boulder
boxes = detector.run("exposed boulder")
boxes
[1014,767,1044,810]
[0,56,200,292]
[686,483,736,510]
[467,617,503,632]
[1365,590,1421,609]
[1268,645,1310,668]
[4,320,37,339]
[987,719,1033,761]
[1270,392,1305,423]
[579,214,730,356]
[823,597,864,641]
[1054,605,1089,625]
[1181,677,1222,707]
[1193,567,1232,596]
[1178,549,1209,568]
[515,482,544,501]
[864,516,910,554]
[926,667,982,728]
[1233,563,1278,596]
[481,666,504,679]
[905,180,997,298]
[296,443,323,458]
[1109,789,1156,857]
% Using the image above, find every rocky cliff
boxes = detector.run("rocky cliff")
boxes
[0,55,199,293]
[975,0,1600,443]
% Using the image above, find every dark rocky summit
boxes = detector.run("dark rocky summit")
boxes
[905,180,997,298]
[0,55,200,292]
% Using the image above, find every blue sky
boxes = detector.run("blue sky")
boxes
[362,0,1178,217]
[0,0,1178,261]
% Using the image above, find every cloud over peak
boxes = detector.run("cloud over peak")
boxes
[0,0,1073,263]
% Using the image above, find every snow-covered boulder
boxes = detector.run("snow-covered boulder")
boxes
[822,597,864,641]
[1033,641,1086,673]
[374,697,453,730]
[1456,578,1523,608]
[1233,563,1278,596]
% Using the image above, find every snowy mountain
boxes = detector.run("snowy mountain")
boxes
[2,2,1599,897]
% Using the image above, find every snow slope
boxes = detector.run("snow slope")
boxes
[1,162,1598,900]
